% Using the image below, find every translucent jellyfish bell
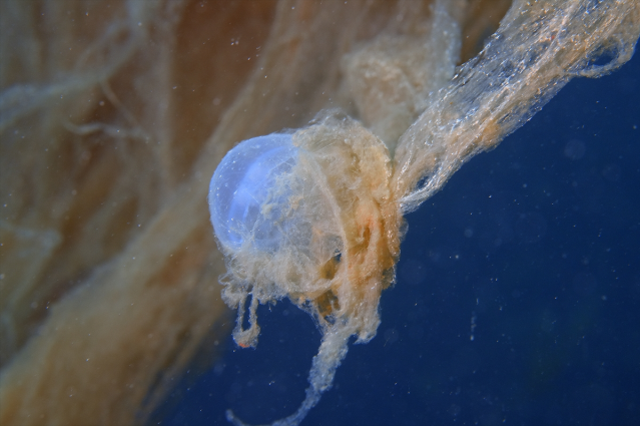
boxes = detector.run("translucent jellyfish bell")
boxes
[208,133,298,251]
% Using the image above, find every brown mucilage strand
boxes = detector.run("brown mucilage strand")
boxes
[208,1,640,425]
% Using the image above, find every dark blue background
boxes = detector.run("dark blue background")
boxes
[152,48,640,426]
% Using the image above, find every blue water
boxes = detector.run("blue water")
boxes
[152,49,640,426]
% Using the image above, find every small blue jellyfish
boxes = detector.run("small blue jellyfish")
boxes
[208,133,299,252]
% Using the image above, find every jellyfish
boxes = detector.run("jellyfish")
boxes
[208,1,640,426]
